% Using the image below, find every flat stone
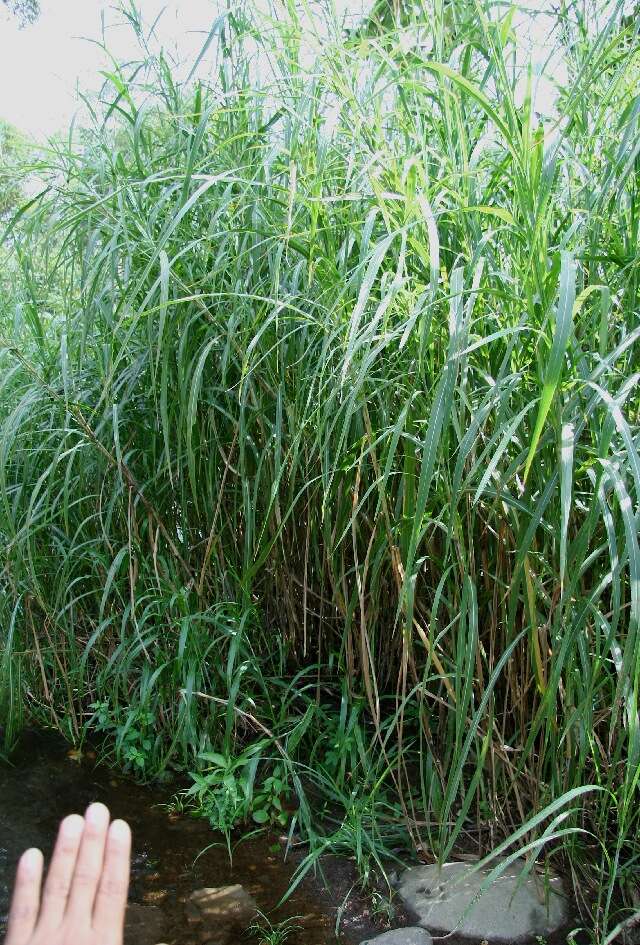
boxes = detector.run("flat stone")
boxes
[397,859,569,942]
[186,885,258,943]
[124,902,166,945]
[361,929,434,945]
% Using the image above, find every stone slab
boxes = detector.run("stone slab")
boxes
[397,859,569,942]
[186,884,259,944]
[361,929,434,945]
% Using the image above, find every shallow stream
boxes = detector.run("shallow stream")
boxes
[0,731,381,945]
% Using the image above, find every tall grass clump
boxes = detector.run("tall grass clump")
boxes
[1,0,639,938]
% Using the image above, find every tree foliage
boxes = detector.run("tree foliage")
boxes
[2,0,39,26]
[0,121,26,217]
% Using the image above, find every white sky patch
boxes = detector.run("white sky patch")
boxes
[0,0,224,136]
[0,0,632,138]
[512,0,568,116]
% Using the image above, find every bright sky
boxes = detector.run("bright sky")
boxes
[0,0,585,139]
[0,0,230,136]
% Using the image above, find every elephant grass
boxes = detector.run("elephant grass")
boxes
[1,1,639,940]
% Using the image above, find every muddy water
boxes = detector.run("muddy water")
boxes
[0,731,379,945]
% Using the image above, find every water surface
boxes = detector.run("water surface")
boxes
[0,731,380,945]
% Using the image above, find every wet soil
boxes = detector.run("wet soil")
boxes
[0,730,390,945]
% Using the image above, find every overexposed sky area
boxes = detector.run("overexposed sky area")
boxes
[0,0,610,139]
[0,0,233,136]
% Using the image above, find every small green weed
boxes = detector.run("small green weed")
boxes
[248,912,301,945]
[370,890,397,924]
[88,700,156,775]
[161,792,189,816]
[183,743,290,836]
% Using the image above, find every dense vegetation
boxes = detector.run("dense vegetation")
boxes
[1,1,639,940]
[0,121,27,217]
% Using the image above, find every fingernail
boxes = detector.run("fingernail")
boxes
[20,848,43,874]
[109,819,130,842]
[85,802,109,825]
[60,814,84,838]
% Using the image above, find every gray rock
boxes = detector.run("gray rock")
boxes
[397,859,569,942]
[361,929,433,945]
[186,885,259,944]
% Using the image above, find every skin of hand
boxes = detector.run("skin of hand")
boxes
[5,803,131,945]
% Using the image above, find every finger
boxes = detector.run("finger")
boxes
[92,819,131,941]
[5,848,44,945]
[65,802,110,921]
[39,814,84,928]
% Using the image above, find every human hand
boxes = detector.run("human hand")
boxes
[6,803,131,945]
